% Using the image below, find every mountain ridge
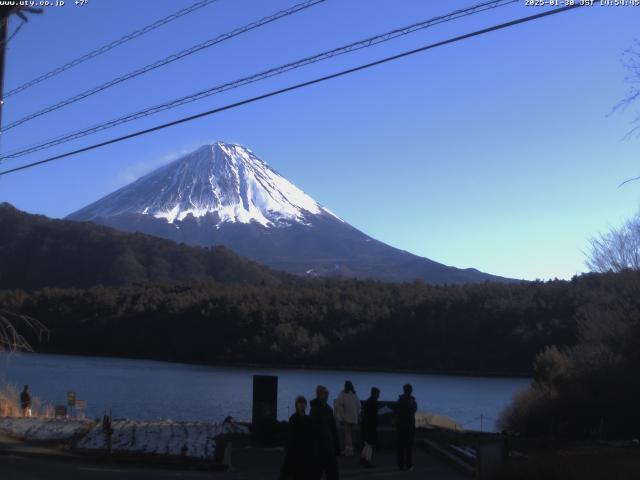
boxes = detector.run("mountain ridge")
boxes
[68,141,517,284]
[0,202,284,291]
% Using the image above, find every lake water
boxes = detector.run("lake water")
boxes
[0,353,529,432]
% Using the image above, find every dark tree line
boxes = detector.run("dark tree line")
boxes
[2,271,631,376]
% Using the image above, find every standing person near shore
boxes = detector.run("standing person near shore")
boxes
[281,396,314,480]
[310,385,340,480]
[334,380,360,456]
[20,385,32,417]
[360,387,380,468]
[395,383,417,471]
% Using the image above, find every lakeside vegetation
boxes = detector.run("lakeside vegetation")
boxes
[499,272,640,438]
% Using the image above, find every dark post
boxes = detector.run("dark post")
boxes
[102,411,113,457]
[0,12,9,129]
[252,375,278,439]
[476,436,506,479]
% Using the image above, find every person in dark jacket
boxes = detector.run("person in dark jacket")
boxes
[360,386,380,468]
[309,385,339,480]
[395,383,417,471]
[20,385,32,417]
[282,396,314,480]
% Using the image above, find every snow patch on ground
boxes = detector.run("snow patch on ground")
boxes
[0,417,94,443]
[415,412,463,431]
[76,419,249,459]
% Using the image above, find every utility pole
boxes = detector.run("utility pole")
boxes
[0,7,42,130]
[0,13,9,129]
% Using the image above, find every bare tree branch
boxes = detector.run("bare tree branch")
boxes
[586,214,640,272]
[613,39,640,185]
[0,310,48,353]
[611,39,640,115]
[618,175,640,188]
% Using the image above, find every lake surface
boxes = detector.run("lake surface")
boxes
[0,353,529,432]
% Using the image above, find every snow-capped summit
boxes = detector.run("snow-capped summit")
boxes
[70,141,339,227]
[68,142,513,284]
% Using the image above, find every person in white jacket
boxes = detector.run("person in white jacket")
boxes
[334,380,361,456]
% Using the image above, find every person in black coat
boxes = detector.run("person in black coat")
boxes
[395,383,418,471]
[360,387,380,468]
[309,385,339,480]
[282,396,314,480]
[20,385,32,417]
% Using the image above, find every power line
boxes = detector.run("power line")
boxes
[0,4,582,178]
[1,0,326,132]
[0,20,25,50]
[0,0,518,161]
[3,0,221,99]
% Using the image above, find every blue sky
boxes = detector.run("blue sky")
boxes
[0,0,638,281]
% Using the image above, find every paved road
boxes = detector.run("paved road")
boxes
[0,454,222,480]
[231,446,465,479]
[0,438,466,480]
[0,448,465,480]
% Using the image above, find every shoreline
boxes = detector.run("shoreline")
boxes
[2,350,532,380]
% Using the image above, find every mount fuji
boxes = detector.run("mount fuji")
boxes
[68,141,512,284]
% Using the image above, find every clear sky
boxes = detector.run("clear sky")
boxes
[0,0,638,281]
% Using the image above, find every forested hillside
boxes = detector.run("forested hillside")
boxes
[1,271,620,375]
[0,203,283,289]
